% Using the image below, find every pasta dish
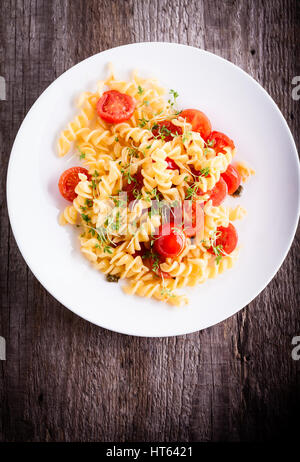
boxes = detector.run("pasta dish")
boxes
[57,65,254,305]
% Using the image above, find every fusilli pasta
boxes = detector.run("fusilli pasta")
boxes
[57,65,254,306]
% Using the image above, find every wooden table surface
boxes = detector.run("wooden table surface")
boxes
[0,0,299,442]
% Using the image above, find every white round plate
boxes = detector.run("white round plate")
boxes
[7,42,300,337]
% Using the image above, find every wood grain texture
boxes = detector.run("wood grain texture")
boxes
[0,0,299,442]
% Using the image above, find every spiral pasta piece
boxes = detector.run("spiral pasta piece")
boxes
[126,214,161,253]
[123,278,188,306]
[235,161,255,182]
[229,205,247,221]
[59,205,78,225]
[114,122,153,145]
[206,251,238,279]
[58,94,98,157]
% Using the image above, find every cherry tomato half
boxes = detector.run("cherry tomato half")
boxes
[154,224,186,258]
[122,170,144,202]
[180,109,212,140]
[58,167,90,202]
[207,177,228,206]
[194,172,227,206]
[152,120,182,142]
[166,157,178,170]
[221,164,241,195]
[206,131,235,154]
[208,223,238,256]
[96,90,136,123]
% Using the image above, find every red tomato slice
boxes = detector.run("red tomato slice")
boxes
[132,249,144,259]
[154,224,186,258]
[58,167,90,202]
[122,170,144,202]
[152,120,182,142]
[208,177,228,206]
[96,90,136,123]
[221,164,241,195]
[180,109,212,140]
[206,131,235,154]
[208,223,238,256]
[165,157,178,170]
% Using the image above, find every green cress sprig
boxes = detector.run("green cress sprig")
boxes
[185,168,210,200]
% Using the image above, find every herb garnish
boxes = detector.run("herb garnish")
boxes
[142,250,160,272]
[127,147,139,158]
[132,188,142,200]
[81,213,91,223]
[161,288,176,298]
[213,245,223,264]
[121,163,137,184]
[106,274,120,283]
[182,132,192,143]
[103,245,113,254]
[186,183,200,199]
[152,124,180,141]
[199,167,210,177]
[85,199,93,207]
[138,117,149,128]
[168,89,179,107]
[77,146,86,159]
[185,168,210,199]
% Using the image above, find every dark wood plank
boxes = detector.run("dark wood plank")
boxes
[0,0,299,442]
